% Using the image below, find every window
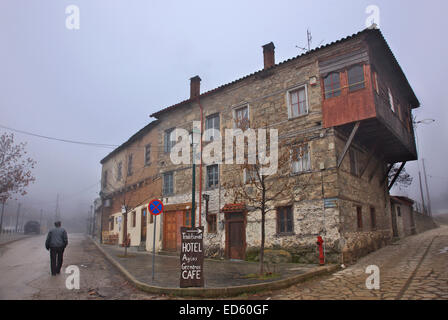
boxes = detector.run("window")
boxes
[374,72,379,94]
[142,208,148,225]
[348,65,365,91]
[206,164,219,189]
[207,214,217,233]
[370,207,376,230]
[205,113,220,141]
[132,211,136,228]
[127,154,133,176]
[164,128,175,153]
[244,167,258,184]
[163,172,174,195]
[356,206,363,231]
[102,170,108,189]
[234,105,249,128]
[117,162,122,181]
[292,144,310,173]
[144,144,151,166]
[324,73,341,98]
[349,148,359,176]
[277,206,294,234]
[288,86,308,118]
[388,88,395,113]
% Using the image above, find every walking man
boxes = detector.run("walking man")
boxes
[45,221,68,276]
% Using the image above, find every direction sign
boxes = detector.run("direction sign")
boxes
[148,199,163,216]
[180,226,204,288]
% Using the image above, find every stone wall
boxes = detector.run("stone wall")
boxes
[414,212,438,234]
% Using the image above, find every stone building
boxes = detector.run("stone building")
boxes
[99,120,162,251]
[99,27,420,264]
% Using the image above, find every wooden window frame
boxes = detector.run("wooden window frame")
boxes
[286,84,309,119]
[370,207,377,231]
[347,64,366,92]
[127,154,133,177]
[144,144,151,166]
[324,72,341,98]
[356,206,363,231]
[207,213,217,234]
[276,206,294,235]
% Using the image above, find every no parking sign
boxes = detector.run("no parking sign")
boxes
[148,199,163,281]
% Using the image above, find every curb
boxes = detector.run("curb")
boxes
[89,236,339,298]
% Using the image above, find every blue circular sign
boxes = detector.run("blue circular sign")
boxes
[148,199,163,216]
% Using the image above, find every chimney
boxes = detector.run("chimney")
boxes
[262,42,275,69]
[190,75,201,99]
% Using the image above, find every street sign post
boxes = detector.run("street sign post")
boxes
[148,199,163,282]
[180,226,204,288]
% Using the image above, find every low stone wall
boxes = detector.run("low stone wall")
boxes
[341,230,391,264]
[414,213,438,234]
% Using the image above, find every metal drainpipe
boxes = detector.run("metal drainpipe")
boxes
[197,96,204,227]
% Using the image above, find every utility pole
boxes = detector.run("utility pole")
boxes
[15,203,21,233]
[0,201,6,233]
[422,159,432,216]
[39,209,43,234]
[418,171,426,214]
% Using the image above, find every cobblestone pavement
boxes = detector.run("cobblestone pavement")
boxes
[247,226,448,300]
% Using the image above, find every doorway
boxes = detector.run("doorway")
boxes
[141,208,147,242]
[225,212,246,260]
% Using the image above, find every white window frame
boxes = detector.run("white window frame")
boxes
[232,104,250,128]
[286,84,309,119]
[163,172,174,195]
[205,113,220,141]
[206,164,219,189]
[291,143,311,174]
[243,167,258,184]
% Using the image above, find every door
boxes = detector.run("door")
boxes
[229,221,245,259]
[163,210,187,251]
[225,212,246,260]
[391,206,399,237]
[164,211,177,250]
[141,209,147,242]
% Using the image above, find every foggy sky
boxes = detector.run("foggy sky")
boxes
[1,0,447,228]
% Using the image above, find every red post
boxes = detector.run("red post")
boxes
[317,236,325,265]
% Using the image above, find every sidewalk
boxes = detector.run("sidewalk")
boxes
[0,233,30,246]
[91,239,338,297]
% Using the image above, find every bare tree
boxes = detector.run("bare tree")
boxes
[222,118,296,275]
[0,133,36,232]
[388,164,413,188]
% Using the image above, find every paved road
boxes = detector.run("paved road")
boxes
[0,233,160,300]
[247,226,448,300]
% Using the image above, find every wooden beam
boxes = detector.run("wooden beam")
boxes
[388,162,406,190]
[359,143,379,178]
[380,163,395,186]
[337,121,360,168]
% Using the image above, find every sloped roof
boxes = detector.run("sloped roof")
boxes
[100,120,160,164]
[150,27,420,119]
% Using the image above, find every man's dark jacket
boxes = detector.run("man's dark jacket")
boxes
[45,227,68,250]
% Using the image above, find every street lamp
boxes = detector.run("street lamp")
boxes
[189,129,200,227]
